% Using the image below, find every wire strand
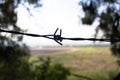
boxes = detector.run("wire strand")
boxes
[0,28,120,45]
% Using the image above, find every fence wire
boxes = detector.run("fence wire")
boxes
[0,28,120,45]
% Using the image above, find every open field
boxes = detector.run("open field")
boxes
[30,47,120,80]
[30,47,70,55]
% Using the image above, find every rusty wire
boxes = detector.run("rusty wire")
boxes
[0,28,120,45]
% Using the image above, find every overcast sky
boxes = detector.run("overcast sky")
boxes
[17,0,107,47]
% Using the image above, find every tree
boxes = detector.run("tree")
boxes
[34,57,70,80]
[79,0,120,56]
[79,0,120,79]
[0,1,71,80]
[0,0,42,80]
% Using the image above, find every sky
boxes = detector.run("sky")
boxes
[17,0,108,47]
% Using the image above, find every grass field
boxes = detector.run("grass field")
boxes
[30,47,120,80]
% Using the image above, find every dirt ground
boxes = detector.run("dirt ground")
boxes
[30,47,71,55]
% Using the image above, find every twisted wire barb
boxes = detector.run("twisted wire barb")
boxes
[0,28,120,45]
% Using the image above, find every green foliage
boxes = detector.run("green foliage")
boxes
[34,57,70,80]
[0,0,42,80]
[28,0,43,7]
[80,0,97,25]
[79,0,120,56]
[0,44,31,80]
[80,0,120,79]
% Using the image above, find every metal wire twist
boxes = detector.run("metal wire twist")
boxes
[0,28,120,45]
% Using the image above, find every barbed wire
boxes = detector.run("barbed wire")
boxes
[0,28,120,45]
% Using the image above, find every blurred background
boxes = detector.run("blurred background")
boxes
[0,0,120,80]
[17,0,109,47]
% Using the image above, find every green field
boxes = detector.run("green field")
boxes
[30,47,120,80]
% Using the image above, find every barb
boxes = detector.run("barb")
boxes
[54,28,63,45]
[0,28,120,45]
